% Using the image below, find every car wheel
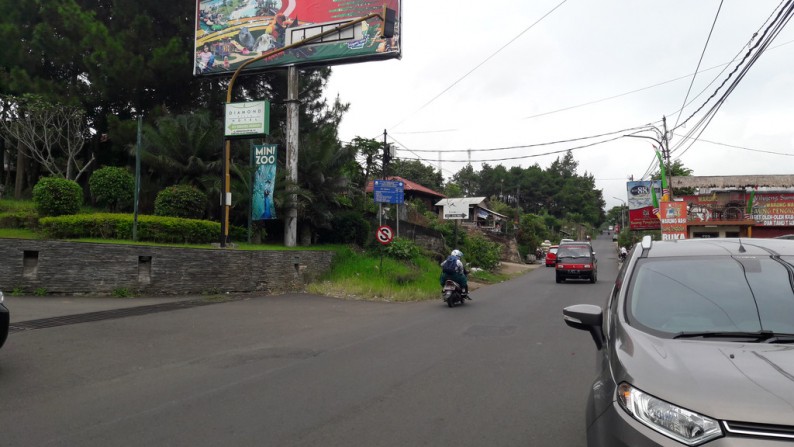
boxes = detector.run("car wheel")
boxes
[556,275,563,283]
[590,271,597,283]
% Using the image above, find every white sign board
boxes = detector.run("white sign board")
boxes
[224,101,270,137]
[443,204,469,220]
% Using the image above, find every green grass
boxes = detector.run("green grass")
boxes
[0,228,41,239]
[307,246,441,302]
[0,199,37,212]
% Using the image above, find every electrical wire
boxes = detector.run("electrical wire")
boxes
[671,0,724,131]
[671,0,793,134]
[674,134,794,157]
[673,0,794,160]
[392,123,658,153]
[387,0,569,131]
[395,133,631,164]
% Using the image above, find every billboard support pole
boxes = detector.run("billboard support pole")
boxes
[223,11,387,247]
[285,66,299,247]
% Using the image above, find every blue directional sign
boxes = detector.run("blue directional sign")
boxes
[373,179,404,204]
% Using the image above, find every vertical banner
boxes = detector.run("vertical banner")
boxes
[252,144,278,220]
[660,202,688,240]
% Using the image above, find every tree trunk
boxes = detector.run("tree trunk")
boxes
[14,140,26,199]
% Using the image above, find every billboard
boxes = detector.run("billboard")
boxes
[626,181,662,230]
[194,0,401,76]
[749,193,794,226]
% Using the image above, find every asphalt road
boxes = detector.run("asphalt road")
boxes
[0,235,619,447]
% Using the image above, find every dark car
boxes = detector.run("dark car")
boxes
[563,236,794,446]
[555,242,597,283]
[0,290,8,349]
[545,245,559,267]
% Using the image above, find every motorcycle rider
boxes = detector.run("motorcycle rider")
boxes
[440,249,469,298]
[619,245,628,261]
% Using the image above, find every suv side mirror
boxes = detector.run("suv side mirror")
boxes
[563,304,604,349]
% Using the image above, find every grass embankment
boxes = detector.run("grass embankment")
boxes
[308,246,443,302]
[1,199,512,301]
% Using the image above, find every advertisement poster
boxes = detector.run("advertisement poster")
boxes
[252,144,278,220]
[750,193,794,226]
[660,202,688,240]
[626,181,662,230]
[194,0,401,76]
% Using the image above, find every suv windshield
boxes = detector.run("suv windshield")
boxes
[627,256,794,336]
[557,245,591,259]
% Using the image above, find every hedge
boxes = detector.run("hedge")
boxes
[39,213,222,244]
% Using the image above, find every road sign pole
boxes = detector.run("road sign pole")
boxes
[396,204,399,238]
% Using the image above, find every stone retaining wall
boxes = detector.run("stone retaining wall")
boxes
[0,239,334,296]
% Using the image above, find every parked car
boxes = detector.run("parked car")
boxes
[555,242,597,283]
[0,290,8,349]
[545,245,559,267]
[775,234,794,240]
[563,236,794,446]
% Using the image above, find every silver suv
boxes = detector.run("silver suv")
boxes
[564,236,794,446]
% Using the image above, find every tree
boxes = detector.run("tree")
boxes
[654,159,695,196]
[347,137,382,188]
[389,159,443,190]
[450,164,480,196]
[0,95,95,181]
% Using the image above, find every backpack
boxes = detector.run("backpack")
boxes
[442,256,459,275]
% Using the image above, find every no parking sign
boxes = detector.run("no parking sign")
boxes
[376,225,394,245]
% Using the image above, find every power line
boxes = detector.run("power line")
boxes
[671,0,724,130]
[393,124,657,153]
[673,134,794,157]
[387,0,569,131]
[396,133,630,164]
[671,0,793,134]
[673,0,794,160]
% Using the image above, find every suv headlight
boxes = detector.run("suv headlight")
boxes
[618,383,722,445]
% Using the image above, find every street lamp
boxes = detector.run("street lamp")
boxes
[613,196,626,230]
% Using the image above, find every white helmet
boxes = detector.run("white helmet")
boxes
[451,249,463,257]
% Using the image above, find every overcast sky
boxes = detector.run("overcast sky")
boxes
[323,0,794,211]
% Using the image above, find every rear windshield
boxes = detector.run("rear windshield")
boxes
[627,256,794,335]
[557,245,591,258]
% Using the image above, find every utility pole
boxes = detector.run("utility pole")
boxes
[661,116,673,200]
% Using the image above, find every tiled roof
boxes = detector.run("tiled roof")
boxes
[366,176,446,198]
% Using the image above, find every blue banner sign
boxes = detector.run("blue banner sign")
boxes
[373,179,404,204]
[253,144,278,220]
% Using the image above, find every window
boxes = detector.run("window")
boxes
[627,257,794,335]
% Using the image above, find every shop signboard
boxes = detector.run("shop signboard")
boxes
[660,201,688,240]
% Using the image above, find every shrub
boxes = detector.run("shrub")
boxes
[39,213,221,244]
[318,211,370,246]
[32,177,83,217]
[464,234,502,271]
[89,166,135,212]
[383,237,422,261]
[154,185,206,219]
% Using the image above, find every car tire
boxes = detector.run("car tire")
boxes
[556,275,563,283]
[590,271,597,283]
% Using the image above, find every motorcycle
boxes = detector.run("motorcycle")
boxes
[442,279,467,307]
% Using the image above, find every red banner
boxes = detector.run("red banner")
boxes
[660,202,688,240]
